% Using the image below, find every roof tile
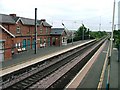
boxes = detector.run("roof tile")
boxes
[51,28,65,35]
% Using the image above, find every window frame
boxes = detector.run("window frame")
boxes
[16,26,21,34]
[40,28,43,34]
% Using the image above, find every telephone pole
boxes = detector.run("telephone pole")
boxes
[35,8,37,54]
[82,24,84,40]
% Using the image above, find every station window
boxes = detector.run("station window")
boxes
[46,28,48,34]
[40,28,43,34]
[28,28,30,34]
[16,26,20,34]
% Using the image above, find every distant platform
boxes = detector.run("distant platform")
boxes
[1,40,95,77]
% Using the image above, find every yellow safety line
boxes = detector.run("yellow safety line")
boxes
[65,39,106,89]
[97,41,110,89]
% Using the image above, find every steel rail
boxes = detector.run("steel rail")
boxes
[2,40,96,90]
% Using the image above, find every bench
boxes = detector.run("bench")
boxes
[17,48,27,53]
[17,48,22,53]
[22,48,27,51]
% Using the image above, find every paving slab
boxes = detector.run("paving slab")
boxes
[77,41,119,89]
[77,41,109,89]
[102,47,119,89]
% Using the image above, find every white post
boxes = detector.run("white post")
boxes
[106,0,116,89]
[110,0,115,57]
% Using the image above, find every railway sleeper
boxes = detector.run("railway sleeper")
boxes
[2,40,96,84]
[2,40,97,89]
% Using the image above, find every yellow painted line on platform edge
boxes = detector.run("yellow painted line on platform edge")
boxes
[97,41,110,89]
[65,40,107,89]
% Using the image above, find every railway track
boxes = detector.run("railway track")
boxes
[1,38,106,90]
[45,39,106,89]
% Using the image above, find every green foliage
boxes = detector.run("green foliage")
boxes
[113,30,120,49]
[90,31,107,39]
[74,24,107,42]
[74,24,90,41]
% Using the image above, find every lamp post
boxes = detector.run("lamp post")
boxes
[71,30,73,45]
[82,24,84,40]
[35,8,37,54]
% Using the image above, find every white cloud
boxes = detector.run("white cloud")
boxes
[0,0,119,31]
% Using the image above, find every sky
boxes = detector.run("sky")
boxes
[0,0,120,31]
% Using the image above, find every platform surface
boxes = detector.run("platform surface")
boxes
[77,40,109,89]
[0,40,95,77]
[66,40,119,89]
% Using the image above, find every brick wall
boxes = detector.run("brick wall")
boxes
[1,17,52,60]
[0,29,13,60]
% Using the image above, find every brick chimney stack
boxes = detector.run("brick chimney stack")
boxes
[9,14,16,17]
[41,19,46,22]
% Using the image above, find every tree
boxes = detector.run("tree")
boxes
[74,24,89,41]
[74,24,107,41]
[90,31,107,39]
[113,30,120,49]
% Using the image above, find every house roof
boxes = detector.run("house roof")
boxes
[41,21,52,27]
[0,14,15,24]
[51,28,66,35]
[0,24,15,38]
[20,17,35,25]
[12,16,19,22]
[0,14,52,27]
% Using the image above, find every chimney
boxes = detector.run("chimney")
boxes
[41,19,46,22]
[9,14,16,17]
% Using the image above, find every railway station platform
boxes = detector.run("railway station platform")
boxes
[0,40,95,77]
[66,41,119,89]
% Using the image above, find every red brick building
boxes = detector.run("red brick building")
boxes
[0,25,15,61]
[50,28,67,46]
[0,14,52,60]
[0,14,67,60]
